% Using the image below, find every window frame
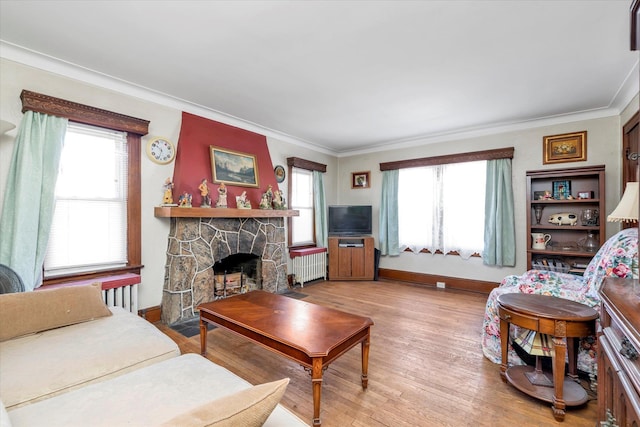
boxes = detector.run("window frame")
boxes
[380,147,514,256]
[286,157,327,249]
[20,90,149,285]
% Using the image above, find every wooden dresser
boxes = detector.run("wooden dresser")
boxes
[597,277,640,426]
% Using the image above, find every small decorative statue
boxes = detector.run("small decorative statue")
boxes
[259,193,272,209]
[178,192,192,207]
[272,190,286,210]
[198,178,211,207]
[162,177,175,205]
[236,191,251,209]
[259,185,274,209]
[216,183,228,208]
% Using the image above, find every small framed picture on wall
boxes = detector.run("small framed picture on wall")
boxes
[351,171,370,189]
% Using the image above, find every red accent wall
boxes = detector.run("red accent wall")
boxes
[172,112,278,207]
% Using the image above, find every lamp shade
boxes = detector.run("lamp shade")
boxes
[608,182,639,223]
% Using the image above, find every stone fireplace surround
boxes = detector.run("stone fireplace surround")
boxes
[159,213,289,325]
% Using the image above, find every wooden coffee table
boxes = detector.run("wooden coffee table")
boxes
[198,290,374,427]
[497,293,598,421]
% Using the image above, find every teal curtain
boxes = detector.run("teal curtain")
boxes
[0,111,68,290]
[313,171,327,247]
[379,169,400,256]
[483,158,516,266]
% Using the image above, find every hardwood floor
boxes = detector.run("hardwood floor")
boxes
[155,280,597,427]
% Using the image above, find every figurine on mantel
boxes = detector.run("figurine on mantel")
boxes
[273,190,286,210]
[198,178,211,208]
[259,185,274,210]
[236,191,251,209]
[161,177,176,206]
[259,193,271,209]
[216,183,228,208]
[178,192,192,207]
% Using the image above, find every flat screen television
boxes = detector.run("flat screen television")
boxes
[328,205,372,236]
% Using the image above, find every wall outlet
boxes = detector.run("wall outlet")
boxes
[436,281,446,289]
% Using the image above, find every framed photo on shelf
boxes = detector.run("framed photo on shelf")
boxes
[542,131,587,164]
[552,180,571,200]
[210,146,259,188]
[351,171,370,189]
[533,190,547,200]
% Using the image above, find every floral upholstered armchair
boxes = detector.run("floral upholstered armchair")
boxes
[482,227,638,378]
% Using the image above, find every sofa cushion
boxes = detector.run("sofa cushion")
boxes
[160,378,289,427]
[1,307,180,409]
[7,354,307,427]
[0,283,111,342]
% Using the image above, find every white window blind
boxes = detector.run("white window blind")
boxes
[44,123,128,277]
[290,167,314,245]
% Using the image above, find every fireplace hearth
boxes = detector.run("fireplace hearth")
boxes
[160,216,287,325]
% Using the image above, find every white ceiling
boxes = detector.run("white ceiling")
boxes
[0,1,638,155]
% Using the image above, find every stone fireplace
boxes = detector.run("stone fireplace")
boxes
[159,214,289,325]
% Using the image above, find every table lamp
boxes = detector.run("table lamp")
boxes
[607,181,639,295]
[513,329,554,387]
[608,182,639,223]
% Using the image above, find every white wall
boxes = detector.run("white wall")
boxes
[336,108,637,284]
[0,58,338,309]
[1,57,637,305]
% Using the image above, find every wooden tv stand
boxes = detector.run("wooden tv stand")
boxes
[328,236,374,280]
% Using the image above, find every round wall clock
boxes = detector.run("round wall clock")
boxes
[274,165,286,183]
[146,137,176,165]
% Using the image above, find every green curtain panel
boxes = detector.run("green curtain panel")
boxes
[379,169,400,256]
[483,158,516,267]
[313,170,327,248]
[0,111,68,290]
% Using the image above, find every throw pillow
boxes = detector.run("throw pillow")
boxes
[0,283,112,342]
[161,378,290,427]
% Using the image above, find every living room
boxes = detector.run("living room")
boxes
[0,1,639,426]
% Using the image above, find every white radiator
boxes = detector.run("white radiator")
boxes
[102,283,139,314]
[291,248,327,287]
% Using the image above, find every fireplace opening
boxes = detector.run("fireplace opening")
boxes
[212,253,262,298]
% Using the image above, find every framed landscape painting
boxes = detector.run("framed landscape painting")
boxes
[210,146,259,187]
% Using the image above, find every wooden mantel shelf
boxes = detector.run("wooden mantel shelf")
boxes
[154,206,299,218]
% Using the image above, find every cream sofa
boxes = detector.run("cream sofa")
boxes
[0,284,307,426]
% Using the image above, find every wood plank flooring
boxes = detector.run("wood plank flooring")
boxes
[155,280,597,427]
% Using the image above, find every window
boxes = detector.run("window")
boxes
[20,90,148,285]
[290,167,315,246]
[286,157,327,248]
[398,161,486,258]
[44,123,129,277]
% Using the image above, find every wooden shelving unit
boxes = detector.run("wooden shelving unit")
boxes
[526,165,605,273]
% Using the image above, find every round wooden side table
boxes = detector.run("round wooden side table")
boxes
[497,293,598,421]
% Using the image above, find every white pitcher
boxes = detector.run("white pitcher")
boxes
[531,233,551,250]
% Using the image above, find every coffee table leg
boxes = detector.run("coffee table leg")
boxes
[311,358,323,427]
[361,332,370,390]
[200,317,207,356]
[551,334,567,421]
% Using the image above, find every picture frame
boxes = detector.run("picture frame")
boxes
[533,190,547,200]
[552,180,571,200]
[210,146,259,188]
[542,131,587,164]
[274,165,286,183]
[351,171,370,189]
